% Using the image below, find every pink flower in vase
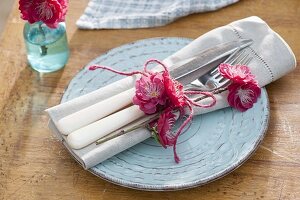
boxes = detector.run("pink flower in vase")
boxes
[31,0,64,28]
[227,82,261,112]
[133,73,167,114]
[19,0,34,22]
[218,63,255,83]
[57,0,68,22]
[19,0,68,28]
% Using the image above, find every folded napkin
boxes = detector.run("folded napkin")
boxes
[76,0,239,29]
[47,16,296,169]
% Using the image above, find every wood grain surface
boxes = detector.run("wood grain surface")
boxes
[0,0,299,199]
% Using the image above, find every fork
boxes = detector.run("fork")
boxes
[186,49,253,92]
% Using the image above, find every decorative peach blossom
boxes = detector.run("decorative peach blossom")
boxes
[58,0,68,20]
[132,73,167,114]
[156,108,177,148]
[163,71,185,108]
[227,82,261,112]
[19,0,34,22]
[218,63,255,83]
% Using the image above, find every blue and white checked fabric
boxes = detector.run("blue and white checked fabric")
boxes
[76,0,239,29]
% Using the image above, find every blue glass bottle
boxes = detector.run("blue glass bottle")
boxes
[23,21,70,73]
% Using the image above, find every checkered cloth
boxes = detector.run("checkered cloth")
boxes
[76,0,239,29]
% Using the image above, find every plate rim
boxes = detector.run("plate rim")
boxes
[62,37,270,191]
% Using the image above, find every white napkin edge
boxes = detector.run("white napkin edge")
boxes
[49,119,151,169]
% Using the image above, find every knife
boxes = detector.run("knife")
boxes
[169,39,253,85]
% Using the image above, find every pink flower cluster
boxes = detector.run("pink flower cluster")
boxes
[133,71,185,114]
[133,73,166,114]
[133,70,186,162]
[132,60,215,163]
[218,63,261,112]
[19,0,68,28]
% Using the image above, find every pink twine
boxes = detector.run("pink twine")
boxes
[172,102,194,163]
[143,59,169,74]
[89,65,148,77]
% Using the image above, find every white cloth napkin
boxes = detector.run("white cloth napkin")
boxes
[76,0,239,29]
[47,16,296,169]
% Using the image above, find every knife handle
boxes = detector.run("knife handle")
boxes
[56,88,135,135]
[67,105,145,149]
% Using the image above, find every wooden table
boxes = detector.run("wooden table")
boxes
[1,0,299,199]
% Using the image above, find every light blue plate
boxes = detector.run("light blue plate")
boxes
[62,37,270,191]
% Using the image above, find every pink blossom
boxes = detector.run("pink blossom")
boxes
[19,0,34,22]
[57,0,68,21]
[218,63,255,83]
[163,71,185,108]
[19,0,68,28]
[32,0,63,28]
[156,108,176,148]
[227,82,261,112]
[132,73,167,114]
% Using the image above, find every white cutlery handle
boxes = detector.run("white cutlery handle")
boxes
[67,105,145,149]
[57,88,135,135]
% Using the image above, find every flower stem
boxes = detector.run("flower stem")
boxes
[38,22,48,56]
[95,113,160,145]
[194,88,227,102]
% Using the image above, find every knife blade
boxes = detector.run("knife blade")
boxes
[169,39,253,85]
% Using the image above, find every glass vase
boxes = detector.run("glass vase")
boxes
[23,21,70,73]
